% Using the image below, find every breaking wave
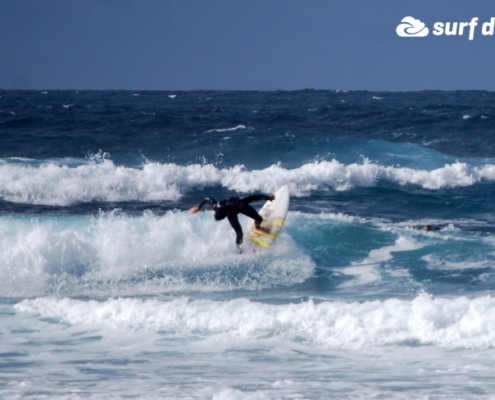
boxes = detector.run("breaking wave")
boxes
[17,292,495,349]
[1,157,494,206]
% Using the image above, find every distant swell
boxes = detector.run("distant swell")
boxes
[1,158,495,205]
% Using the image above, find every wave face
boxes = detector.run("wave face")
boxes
[2,210,495,300]
[2,90,495,399]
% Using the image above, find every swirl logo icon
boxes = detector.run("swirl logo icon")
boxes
[396,16,429,37]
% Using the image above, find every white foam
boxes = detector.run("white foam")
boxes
[16,292,495,349]
[422,254,493,270]
[0,211,314,297]
[338,236,424,287]
[363,235,424,264]
[1,158,495,205]
[0,159,222,205]
[205,125,247,133]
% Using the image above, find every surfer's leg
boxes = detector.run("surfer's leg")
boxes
[240,204,263,226]
[227,213,243,245]
[241,205,270,233]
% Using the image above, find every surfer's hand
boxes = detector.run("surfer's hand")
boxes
[268,195,275,201]
[189,206,200,214]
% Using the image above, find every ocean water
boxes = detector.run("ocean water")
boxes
[1,90,495,399]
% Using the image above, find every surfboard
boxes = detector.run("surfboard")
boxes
[247,185,290,250]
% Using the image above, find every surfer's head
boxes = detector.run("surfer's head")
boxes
[213,200,228,221]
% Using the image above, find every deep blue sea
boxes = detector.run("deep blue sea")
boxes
[2,89,495,399]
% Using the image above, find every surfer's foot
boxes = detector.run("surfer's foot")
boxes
[255,223,270,234]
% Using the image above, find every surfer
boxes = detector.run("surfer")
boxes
[189,193,275,246]
[422,225,441,232]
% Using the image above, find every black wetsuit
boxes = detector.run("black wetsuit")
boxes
[196,194,271,245]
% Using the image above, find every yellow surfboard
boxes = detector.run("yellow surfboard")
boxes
[248,185,289,250]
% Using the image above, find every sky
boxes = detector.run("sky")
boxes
[1,0,495,91]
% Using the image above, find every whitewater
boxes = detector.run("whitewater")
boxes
[1,157,495,206]
[1,89,495,399]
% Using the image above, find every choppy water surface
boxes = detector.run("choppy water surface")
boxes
[1,90,495,399]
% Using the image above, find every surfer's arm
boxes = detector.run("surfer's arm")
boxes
[189,197,217,214]
[241,194,275,204]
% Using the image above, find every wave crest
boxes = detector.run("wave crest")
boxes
[0,158,494,205]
